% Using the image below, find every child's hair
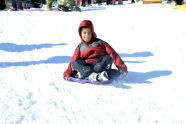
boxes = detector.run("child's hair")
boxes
[79,26,92,34]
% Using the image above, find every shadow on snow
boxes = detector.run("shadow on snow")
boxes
[0,56,71,68]
[0,49,172,88]
[119,51,153,57]
[0,51,153,68]
[0,43,66,52]
[109,70,172,89]
[81,6,106,11]
[120,51,153,63]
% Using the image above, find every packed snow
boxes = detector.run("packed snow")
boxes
[0,3,186,124]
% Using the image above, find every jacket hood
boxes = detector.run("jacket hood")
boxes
[78,20,97,44]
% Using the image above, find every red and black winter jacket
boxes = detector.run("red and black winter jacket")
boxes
[63,20,127,78]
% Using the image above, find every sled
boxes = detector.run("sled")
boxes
[68,69,122,84]
[143,0,162,4]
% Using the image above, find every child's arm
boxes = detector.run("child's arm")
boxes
[103,42,128,74]
[63,48,80,79]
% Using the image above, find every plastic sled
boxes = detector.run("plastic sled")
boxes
[68,69,122,84]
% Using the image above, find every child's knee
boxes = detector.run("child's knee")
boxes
[72,60,81,69]
[93,64,102,73]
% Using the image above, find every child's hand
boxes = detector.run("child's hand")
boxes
[63,76,69,80]
[119,68,128,76]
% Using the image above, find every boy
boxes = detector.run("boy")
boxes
[63,20,128,81]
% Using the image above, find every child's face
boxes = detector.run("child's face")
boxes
[81,28,92,42]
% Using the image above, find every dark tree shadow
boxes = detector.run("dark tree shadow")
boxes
[0,43,66,52]
[109,70,172,89]
[0,56,71,68]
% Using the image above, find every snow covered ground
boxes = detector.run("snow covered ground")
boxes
[1,3,186,124]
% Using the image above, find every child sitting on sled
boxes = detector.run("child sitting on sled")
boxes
[63,20,128,81]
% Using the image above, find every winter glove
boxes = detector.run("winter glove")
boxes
[64,76,69,80]
[118,67,128,76]
[63,73,70,80]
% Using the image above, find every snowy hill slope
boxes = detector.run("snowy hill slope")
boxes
[0,3,186,124]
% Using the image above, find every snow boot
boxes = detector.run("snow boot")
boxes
[88,71,109,81]
[98,71,109,81]
[87,72,98,81]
